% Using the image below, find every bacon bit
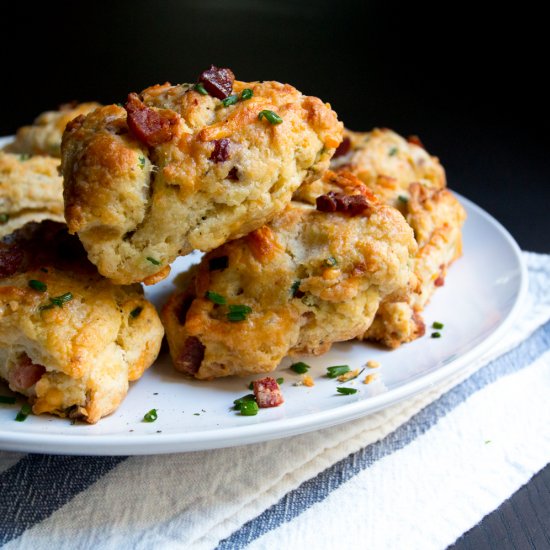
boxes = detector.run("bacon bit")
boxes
[174,337,205,376]
[302,374,315,387]
[0,245,24,278]
[366,360,380,369]
[198,65,235,100]
[412,311,426,337]
[407,135,425,149]
[9,354,46,390]
[364,373,379,385]
[209,138,231,163]
[434,276,445,287]
[337,369,360,382]
[125,93,178,146]
[253,376,284,408]
[333,136,351,158]
[316,192,372,216]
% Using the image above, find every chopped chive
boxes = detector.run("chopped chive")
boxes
[239,400,259,416]
[18,153,31,161]
[398,195,409,203]
[130,306,143,319]
[222,94,238,107]
[228,304,252,314]
[432,321,444,329]
[227,311,247,322]
[208,256,229,271]
[146,256,161,266]
[336,387,358,395]
[138,155,146,169]
[258,110,283,125]
[28,280,47,292]
[290,361,310,374]
[290,279,301,297]
[324,256,338,267]
[50,292,73,307]
[248,382,254,390]
[389,147,398,156]
[195,82,208,95]
[0,395,17,404]
[241,88,253,100]
[143,408,158,422]
[0,213,9,224]
[40,292,73,310]
[431,331,441,338]
[15,403,32,421]
[276,377,284,385]
[205,291,226,305]
[233,394,256,409]
[327,365,350,378]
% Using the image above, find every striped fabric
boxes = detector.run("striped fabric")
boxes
[1,252,549,550]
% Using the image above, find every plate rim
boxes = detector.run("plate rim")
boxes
[0,189,528,455]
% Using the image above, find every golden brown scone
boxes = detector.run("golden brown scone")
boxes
[294,128,465,348]
[0,152,64,238]
[61,67,343,285]
[0,222,164,423]
[162,175,416,379]
[294,127,445,208]
[4,102,101,158]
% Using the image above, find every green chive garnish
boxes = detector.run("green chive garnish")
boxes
[290,362,310,374]
[205,291,226,305]
[389,147,398,156]
[138,155,146,169]
[327,365,350,378]
[233,394,256,409]
[146,257,161,266]
[241,88,253,100]
[239,400,259,416]
[28,280,47,292]
[227,304,252,322]
[0,395,17,405]
[276,377,284,385]
[130,306,143,319]
[431,332,441,338]
[398,195,408,203]
[18,153,31,161]
[208,256,229,271]
[222,94,238,107]
[324,257,338,267]
[290,280,301,297]
[432,321,444,329]
[15,403,32,421]
[143,408,158,422]
[195,83,208,95]
[0,213,9,224]
[337,387,358,395]
[40,292,73,310]
[248,382,254,390]
[258,110,283,125]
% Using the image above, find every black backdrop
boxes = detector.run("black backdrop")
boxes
[2,0,548,251]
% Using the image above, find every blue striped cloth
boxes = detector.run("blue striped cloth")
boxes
[1,252,549,550]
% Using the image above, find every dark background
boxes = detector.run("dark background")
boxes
[2,0,548,251]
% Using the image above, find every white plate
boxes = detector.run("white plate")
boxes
[0,195,527,455]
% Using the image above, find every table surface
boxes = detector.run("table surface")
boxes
[1,1,549,547]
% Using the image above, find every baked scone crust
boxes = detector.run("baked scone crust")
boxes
[163,174,416,379]
[4,102,101,158]
[0,222,164,423]
[61,78,343,284]
[0,152,64,238]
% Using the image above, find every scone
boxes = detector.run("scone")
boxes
[61,66,343,285]
[4,102,101,158]
[294,128,465,348]
[0,221,164,423]
[162,172,416,379]
[0,151,64,238]
[295,128,446,208]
